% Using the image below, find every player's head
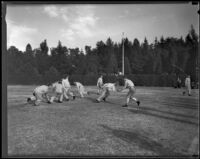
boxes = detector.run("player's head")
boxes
[62,75,68,80]
[47,83,52,87]
[58,80,62,84]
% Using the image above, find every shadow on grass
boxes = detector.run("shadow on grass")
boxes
[8,102,31,109]
[160,102,198,110]
[139,98,198,110]
[100,124,183,156]
[85,96,99,103]
[128,109,198,126]
[85,97,123,107]
[140,106,198,119]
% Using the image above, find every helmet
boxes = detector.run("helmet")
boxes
[27,97,31,103]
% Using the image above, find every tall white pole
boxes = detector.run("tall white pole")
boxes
[122,32,124,75]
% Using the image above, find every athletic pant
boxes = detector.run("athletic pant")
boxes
[185,85,191,95]
[78,87,87,98]
[63,87,74,100]
[97,88,110,101]
[33,90,48,105]
[126,86,138,104]
[49,93,63,103]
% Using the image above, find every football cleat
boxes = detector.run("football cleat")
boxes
[27,97,31,103]
[137,101,140,106]
[122,104,128,107]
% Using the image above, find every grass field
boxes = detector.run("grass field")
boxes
[7,85,199,157]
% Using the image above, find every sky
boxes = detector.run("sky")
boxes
[6,2,199,53]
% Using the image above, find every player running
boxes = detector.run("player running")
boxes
[96,82,117,102]
[27,83,53,106]
[74,82,88,98]
[62,76,76,101]
[118,77,140,108]
[97,75,103,94]
[183,75,192,96]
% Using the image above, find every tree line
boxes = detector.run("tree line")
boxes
[7,25,198,86]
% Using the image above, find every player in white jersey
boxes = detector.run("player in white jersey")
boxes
[27,83,52,106]
[48,81,64,103]
[183,75,191,96]
[97,75,103,94]
[119,77,140,108]
[62,76,76,101]
[74,82,88,98]
[96,83,117,102]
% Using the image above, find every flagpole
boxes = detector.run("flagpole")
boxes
[122,32,124,76]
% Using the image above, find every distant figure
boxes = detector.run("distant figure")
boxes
[74,82,88,98]
[183,75,191,96]
[62,76,76,101]
[27,83,52,106]
[49,81,64,103]
[97,75,103,94]
[96,83,117,102]
[119,77,140,109]
[177,76,181,88]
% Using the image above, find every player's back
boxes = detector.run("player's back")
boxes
[185,77,191,86]
[125,79,134,88]
[34,85,48,93]
[75,82,83,89]
[53,82,63,93]
[62,78,71,88]
[103,83,116,91]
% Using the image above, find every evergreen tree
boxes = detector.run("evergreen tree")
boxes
[35,39,50,74]
[124,57,131,74]
[44,66,60,83]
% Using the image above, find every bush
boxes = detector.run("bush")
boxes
[8,72,180,87]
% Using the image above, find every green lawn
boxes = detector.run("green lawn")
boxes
[7,85,199,157]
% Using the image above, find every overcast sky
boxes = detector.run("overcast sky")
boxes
[6,3,199,52]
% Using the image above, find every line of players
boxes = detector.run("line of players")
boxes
[27,75,140,108]
[27,74,192,107]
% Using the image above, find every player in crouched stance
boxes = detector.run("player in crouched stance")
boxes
[27,83,53,106]
[96,83,117,102]
[118,77,140,109]
[74,82,88,98]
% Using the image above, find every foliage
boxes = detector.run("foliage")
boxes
[7,26,198,86]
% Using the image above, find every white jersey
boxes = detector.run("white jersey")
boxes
[97,77,103,87]
[74,82,84,89]
[62,77,71,89]
[103,83,116,92]
[34,85,49,94]
[52,82,63,94]
[124,79,134,88]
[185,77,191,87]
